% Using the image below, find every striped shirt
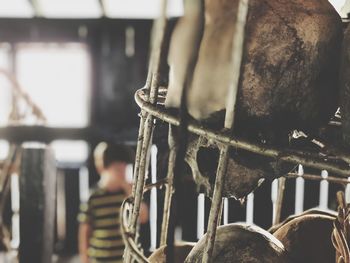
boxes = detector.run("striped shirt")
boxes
[78,187,126,263]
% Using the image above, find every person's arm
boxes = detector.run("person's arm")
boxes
[78,223,91,263]
[123,182,149,224]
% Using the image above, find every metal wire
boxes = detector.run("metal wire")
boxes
[160,125,177,246]
[121,180,169,263]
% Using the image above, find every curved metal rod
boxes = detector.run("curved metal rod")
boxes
[135,89,350,177]
[121,173,350,262]
[121,198,149,263]
[121,179,168,262]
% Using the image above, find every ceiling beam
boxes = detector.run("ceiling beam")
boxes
[0,125,139,143]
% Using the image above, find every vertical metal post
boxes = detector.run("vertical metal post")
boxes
[271,179,278,224]
[246,193,254,224]
[345,177,350,204]
[160,125,177,246]
[202,0,249,262]
[294,165,304,215]
[197,193,205,240]
[124,0,168,261]
[319,170,329,210]
[202,147,229,262]
[223,198,229,225]
[150,145,158,251]
[128,114,155,233]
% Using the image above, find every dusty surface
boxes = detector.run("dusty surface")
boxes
[185,223,290,263]
[183,0,342,134]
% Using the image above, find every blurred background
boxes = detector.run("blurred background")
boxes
[0,1,182,262]
[0,0,349,262]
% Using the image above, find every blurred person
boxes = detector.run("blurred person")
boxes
[78,143,148,263]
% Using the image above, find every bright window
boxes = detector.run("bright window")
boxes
[0,0,34,18]
[103,0,183,18]
[51,140,89,163]
[329,0,346,15]
[0,44,12,127]
[38,0,101,18]
[16,43,91,127]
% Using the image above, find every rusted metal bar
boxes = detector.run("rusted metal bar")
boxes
[129,70,153,201]
[160,125,177,246]
[126,114,154,262]
[121,180,168,262]
[202,0,250,261]
[202,146,230,262]
[121,198,149,263]
[125,0,168,260]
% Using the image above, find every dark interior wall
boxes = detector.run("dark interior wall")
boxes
[90,20,152,134]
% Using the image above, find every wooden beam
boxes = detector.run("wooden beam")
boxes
[0,125,138,143]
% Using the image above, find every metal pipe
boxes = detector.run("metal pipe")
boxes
[199,0,249,259]
[128,114,154,237]
[202,146,230,262]
[160,125,177,246]
[125,0,168,259]
[120,199,150,263]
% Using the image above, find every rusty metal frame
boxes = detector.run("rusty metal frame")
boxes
[124,0,168,261]
[135,90,350,177]
[123,0,350,260]
[159,125,177,246]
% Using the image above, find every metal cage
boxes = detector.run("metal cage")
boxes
[121,0,350,262]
